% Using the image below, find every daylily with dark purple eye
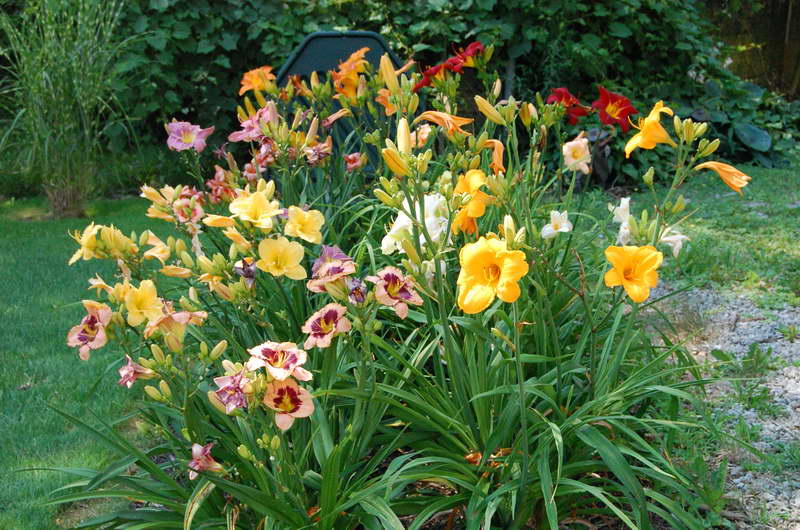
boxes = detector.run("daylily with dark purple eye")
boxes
[311,245,352,276]
[347,277,367,304]
[234,257,258,288]
[188,442,224,480]
[165,119,214,152]
[263,378,315,431]
[366,266,423,319]
[67,300,112,360]
[301,303,351,349]
[117,355,155,388]
[246,341,312,382]
[213,370,251,414]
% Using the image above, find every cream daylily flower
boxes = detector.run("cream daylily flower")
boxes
[541,211,573,239]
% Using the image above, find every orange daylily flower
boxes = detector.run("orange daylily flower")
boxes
[604,245,663,303]
[239,66,276,96]
[693,161,751,195]
[375,88,396,116]
[624,101,676,158]
[484,139,505,174]
[331,47,369,103]
[413,111,473,136]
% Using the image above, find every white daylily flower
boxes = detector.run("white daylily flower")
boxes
[381,193,449,255]
[541,210,573,239]
[610,197,631,224]
[660,228,689,257]
[616,221,632,245]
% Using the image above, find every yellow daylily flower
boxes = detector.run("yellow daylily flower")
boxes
[457,236,529,314]
[124,280,162,327]
[284,206,325,244]
[256,237,307,280]
[68,223,101,265]
[229,190,282,230]
[624,101,676,158]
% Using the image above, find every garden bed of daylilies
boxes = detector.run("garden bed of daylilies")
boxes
[62,43,750,528]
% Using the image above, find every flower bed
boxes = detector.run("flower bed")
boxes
[61,44,751,528]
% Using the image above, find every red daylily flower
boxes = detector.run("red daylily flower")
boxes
[592,86,638,132]
[546,87,590,125]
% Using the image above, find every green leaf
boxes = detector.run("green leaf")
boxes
[184,480,215,530]
[220,32,238,51]
[608,22,632,38]
[146,31,168,51]
[734,123,771,152]
[172,21,191,40]
[197,39,214,54]
[359,496,404,530]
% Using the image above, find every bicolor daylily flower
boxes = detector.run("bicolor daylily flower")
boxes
[67,300,112,360]
[306,258,356,298]
[166,119,214,152]
[346,277,367,304]
[213,369,251,414]
[228,103,277,143]
[143,303,207,352]
[188,443,224,480]
[301,303,351,349]
[117,355,155,388]
[246,341,312,381]
[365,267,423,319]
[263,379,315,431]
[592,86,638,132]
[541,211,573,239]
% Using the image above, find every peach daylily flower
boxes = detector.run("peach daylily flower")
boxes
[301,303,351,349]
[66,300,112,360]
[693,161,751,195]
[413,111,473,136]
[603,245,663,303]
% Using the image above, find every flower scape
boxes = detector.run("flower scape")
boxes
[63,44,753,528]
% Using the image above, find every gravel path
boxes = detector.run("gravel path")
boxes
[652,284,800,529]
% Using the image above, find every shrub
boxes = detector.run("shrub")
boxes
[53,47,757,527]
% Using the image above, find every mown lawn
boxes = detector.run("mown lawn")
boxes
[0,197,151,529]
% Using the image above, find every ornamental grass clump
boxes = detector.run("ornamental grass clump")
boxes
[58,43,753,528]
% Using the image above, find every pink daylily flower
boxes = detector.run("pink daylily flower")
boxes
[67,300,112,360]
[143,302,207,352]
[365,266,423,319]
[246,341,312,381]
[343,152,366,172]
[117,355,155,388]
[263,378,315,431]
[301,303,351,349]
[188,442,224,480]
[166,119,214,152]
[213,370,251,413]
[228,103,277,143]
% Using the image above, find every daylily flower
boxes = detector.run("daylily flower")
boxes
[228,103,277,143]
[409,124,432,148]
[172,197,204,227]
[213,369,251,414]
[455,41,485,67]
[484,139,505,174]
[624,101,676,158]
[311,245,352,276]
[229,189,282,230]
[366,266,423,319]
[344,152,367,172]
[166,119,214,152]
[541,210,573,239]
[562,132,591,174]
[456,236,529,314]
[659,228,689,257]
[451,170,494,235]
[256,236,307,280]
[331,47,369,103]
[546,88,590,125]
[592,86,638,132]
[306,258,356,297]
[263,378,315,431]
[117,355,155,388]
[693,161,751,194]
[188,443,224,480]
[304,136,333,166]
[413,111,473,136]
[604,245,663,303]
[610,197,631,224]
[161,265,193,279]
[142,232,171,264]
[234,257,258,288]
[99,225,139,259]
[67,300,112,360]
[321,108,352,129]
[68,223,101,264]
[301,303,351,349]
[375,88,396,116]
[239,65,276,95]
[144,303,207,352]
[246,341,312,381]
[124,280,162,327]
[382,193,449,254]
[206,165,236,204]
[284,206,325,244]
[346,277,367,304]
[223,226,251,251]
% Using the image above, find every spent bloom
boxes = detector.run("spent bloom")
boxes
[562,132,591,174]
[117,355,155,388]
[592,86,638,132]
[228,104,278,143]
[246,341,312,381]
[457,236,529,314]
[166,119,214,152]
[66,300,112,360]
[234,257,258,288]
[188,443,224,480]
[344,152,367,172]
[68,223,101,264]
[624,101,676,158]
[366,266,423,319]
[610,197,632,245]
[301,303,351,349]
[143,303,208,353]
[546,87,590,125]
[213,369,251,414]
[659,228,690,258]
[694,161,751,195]
[346,277,367,304]
[604,245,663,303]
[541,210,573,240]
[263,378,315,431]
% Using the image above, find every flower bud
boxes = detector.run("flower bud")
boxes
[271,435,281,451]
[181,427,191,441]
[694,122,708,138]
[396,118,412,156]
[210,340,227,360]
[469,155,481,170]
[698,138,720,158]
[180,251,194,268]
[237,444,254,461]
[502,215,516,240]
[474,95,506,126]
[197,255,215,274]
[475,131,488,151]
[144,385,162,401]
[513,226,527,245]
[381,147,412,178]
[672,195,686,214]
[159,380,172,399]
[642,166,654,188]
[188,286,199,304]
[408,93,420,114]
[380,54,399,93]
[175,238,187,254]
[492,79,502,99]
[673,115,683,142]
[207,390,228,414]
[151,344,165,362]
[373,188,396,207]
[400,238,421,264]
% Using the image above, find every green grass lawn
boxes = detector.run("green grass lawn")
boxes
[0,197,152,529]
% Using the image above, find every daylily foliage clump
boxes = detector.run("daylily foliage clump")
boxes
[62,43,751,528]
